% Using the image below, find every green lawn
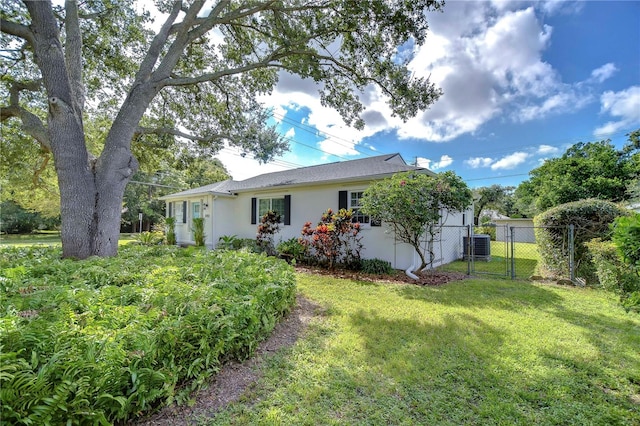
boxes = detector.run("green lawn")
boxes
[0,232,136,246]
[441,241,541,279]
[209,273,640,425]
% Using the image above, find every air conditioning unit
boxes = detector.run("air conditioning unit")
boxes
[463,234,491,261]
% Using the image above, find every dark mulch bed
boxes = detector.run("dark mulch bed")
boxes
[294,265,469,286]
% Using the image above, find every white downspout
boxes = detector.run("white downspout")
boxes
[405,248,419,280]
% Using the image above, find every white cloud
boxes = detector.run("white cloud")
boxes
[465,157,494,168]
[397,3,597,141]
[215,147,292,181]
[318,137,360,157]
[537,144,559,155]
[271,105,287,122]
[417,155,453,170]
[257,2,598,152]
[590,63,618,83]
[284,127,295,139]
[594,86,640,136]
[517,90,592,122]
[491,152,529,170]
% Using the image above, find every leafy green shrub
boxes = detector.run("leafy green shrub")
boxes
[360,258,393,275]
[276,237,307,263]
[585,239,639,312]
[611,213,640,269]
[0,245,296,424]
[192,217,205,246]
[217,234,240,250]
[474,225,496,241]
[165,216,176,245]
[133,230,164,245]
[534,199,629,283]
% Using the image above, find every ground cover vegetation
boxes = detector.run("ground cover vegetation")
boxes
[205,273,640,425]
[0,245,296,424]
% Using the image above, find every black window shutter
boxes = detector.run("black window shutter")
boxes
[251,197,257,224]
[168,202,172,217]
[182,201,187,223]
[284,195,291,225]
[338,190,348,210]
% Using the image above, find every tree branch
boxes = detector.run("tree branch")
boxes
[0,18,35,46]
[134,125,227,144]
[64,0,85,112]
[135,1,182,83]
[1,105,51,152]
[159,50,285,88]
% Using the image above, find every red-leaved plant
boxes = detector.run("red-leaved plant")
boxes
[300,208,362,269]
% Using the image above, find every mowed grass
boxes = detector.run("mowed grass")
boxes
[441,241,541,278]
[208,273,640,425]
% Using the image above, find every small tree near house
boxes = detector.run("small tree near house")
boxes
[360,171,472,272]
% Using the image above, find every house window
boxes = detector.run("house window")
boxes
[350,191,369,224]
[175,201,184,223]
[258,197,285,223]
[192,201,201,220]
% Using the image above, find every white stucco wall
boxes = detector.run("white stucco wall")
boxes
[166,181,473,271]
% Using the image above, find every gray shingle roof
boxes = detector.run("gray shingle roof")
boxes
[161,153,430,199]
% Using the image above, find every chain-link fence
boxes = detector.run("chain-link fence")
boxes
[435,224,575,281]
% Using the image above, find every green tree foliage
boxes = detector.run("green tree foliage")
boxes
[611,213,640,270]
[472,184,514,224]
[1,0,444,259]
[0,201,59,234]
[515,131,640,216]
[360,171,472,271]
[586,239,640,312]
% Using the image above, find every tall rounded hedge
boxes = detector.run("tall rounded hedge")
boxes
[533,199,629,283]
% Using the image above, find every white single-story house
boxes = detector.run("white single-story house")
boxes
[494,218,536,243]
[160,153,473,271]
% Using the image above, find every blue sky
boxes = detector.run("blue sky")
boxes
[217,0,640,188]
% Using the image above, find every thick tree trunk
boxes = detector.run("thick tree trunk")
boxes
[26,1,141,259]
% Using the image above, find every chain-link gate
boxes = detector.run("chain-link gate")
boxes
[437,224,575,281]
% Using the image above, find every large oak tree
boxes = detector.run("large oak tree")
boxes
[1,0,444,258]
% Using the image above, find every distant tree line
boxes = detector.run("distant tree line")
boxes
[473,129,639,222]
